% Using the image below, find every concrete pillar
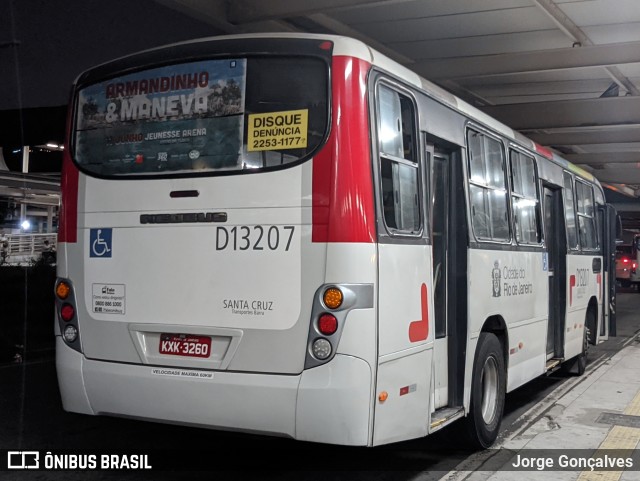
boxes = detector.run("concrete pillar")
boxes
[22,146,29,173]
[0,146,9,170]
[47,207,54,234]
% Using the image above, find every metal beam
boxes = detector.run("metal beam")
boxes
[602,184,638,198]
[0,188,60,205]
[612,203,640,212]
[26,210,54,217]
[532,0,640,96]
[228,0,413,24]
[0,172,60,194]
[153,0,298,34]
[412,41,640,80]
[482,97,640,130]
[526,127,640,146]
[154,0,238,34]
[532,0,588,45]
[588,168,640,185]
[564,152,640,165]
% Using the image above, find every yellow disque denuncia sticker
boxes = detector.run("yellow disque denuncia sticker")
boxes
[247,109,308,152]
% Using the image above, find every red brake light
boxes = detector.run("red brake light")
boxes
[623,258,630,263]
[60,303,75,322]
[318,314,338,335]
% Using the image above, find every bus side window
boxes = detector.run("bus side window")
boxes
[510,150,541,245]
[576,180,598,250]
[562,173,579,250]
[467,129,509,242]
[377,85,420,234]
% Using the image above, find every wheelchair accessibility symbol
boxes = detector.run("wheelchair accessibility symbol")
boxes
[90,228,112,258]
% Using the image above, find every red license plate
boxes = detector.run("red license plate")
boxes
[159,334,211,358]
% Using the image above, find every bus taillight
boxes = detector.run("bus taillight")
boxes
[323,287,343,309]
[63,325,79,343]
[318,313,338,335]
[312,338,332,360]
[305,284,373,369]
[55,277,81,352]
[60,304,75,322]
[56,280,71,300]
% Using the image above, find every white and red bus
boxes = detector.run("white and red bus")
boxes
[55,34,617,448]
[616,235,640,289]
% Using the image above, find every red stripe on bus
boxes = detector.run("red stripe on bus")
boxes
[312,56,376,243]
[58,109,79,244]
[409,283,429,342]
[534,143,553,160]
[569,274,576,306]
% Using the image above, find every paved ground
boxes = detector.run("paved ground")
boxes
[0,290,638,480]
[441,289,640,481]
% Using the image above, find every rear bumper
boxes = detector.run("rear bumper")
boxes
[56,337,372,445]
[616,267,639,282]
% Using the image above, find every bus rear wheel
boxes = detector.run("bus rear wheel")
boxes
[466,332,506,449]
[576,326,589,375]
[564,312,590,376]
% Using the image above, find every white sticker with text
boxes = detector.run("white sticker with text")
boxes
[92,284,126,315]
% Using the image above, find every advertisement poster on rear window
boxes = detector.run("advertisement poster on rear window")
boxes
[75,59,246,175]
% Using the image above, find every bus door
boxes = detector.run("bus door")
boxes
[372,85,433,445]
[428,142,466,415]
[600,204,617,338]
[543,186,567,361]
[431,146,449,409]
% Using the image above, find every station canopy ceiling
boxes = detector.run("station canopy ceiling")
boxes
[2,0,640,209]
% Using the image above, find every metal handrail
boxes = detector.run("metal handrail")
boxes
[1,233,58,260]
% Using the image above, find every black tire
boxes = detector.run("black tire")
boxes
[563,318,589,376]
[585,305,597,345]
[465,332,506,449]
[575,326,588,375]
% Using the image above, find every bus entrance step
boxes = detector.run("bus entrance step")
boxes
[429,406,465,432]
[545,358,563,372]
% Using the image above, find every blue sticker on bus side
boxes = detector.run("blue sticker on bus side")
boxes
[90,228,113,258]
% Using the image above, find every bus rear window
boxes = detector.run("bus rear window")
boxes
[74,56,328,176]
